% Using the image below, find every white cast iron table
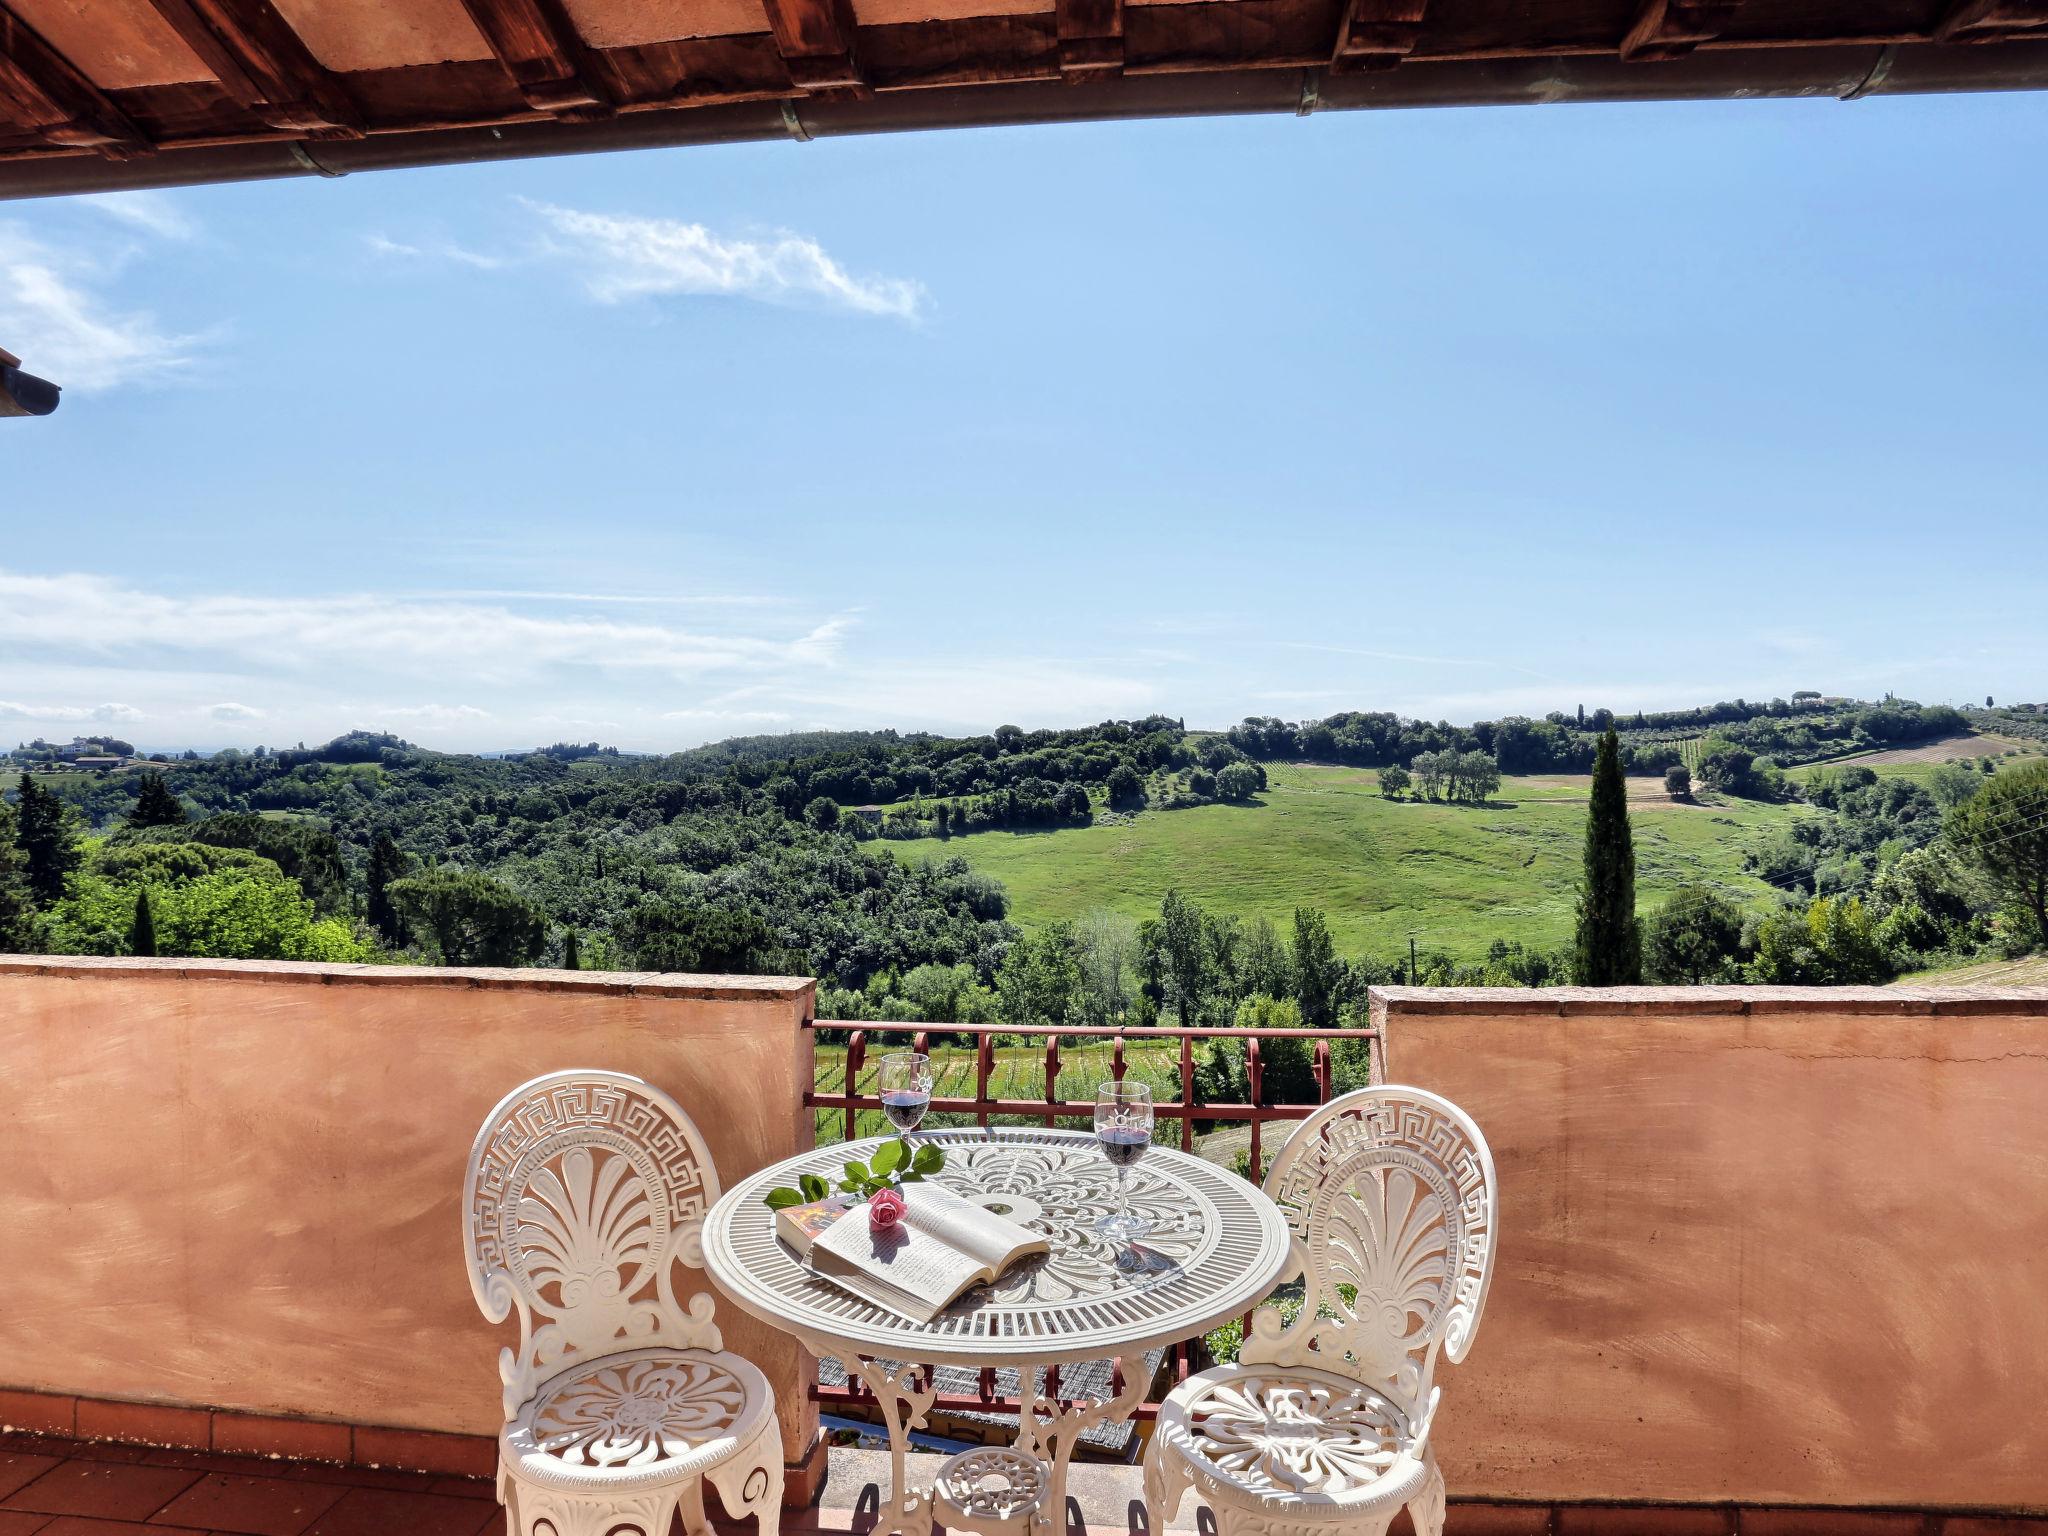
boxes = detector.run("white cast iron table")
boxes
[703,1128,1294,1536]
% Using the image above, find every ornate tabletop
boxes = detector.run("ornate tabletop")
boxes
[702,1128,1294,1369]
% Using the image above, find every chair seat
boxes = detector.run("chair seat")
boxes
[1153,1364,1428,1514]
[503,1346,776,1494]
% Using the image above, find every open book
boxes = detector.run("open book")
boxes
[777,1183,1049,1324]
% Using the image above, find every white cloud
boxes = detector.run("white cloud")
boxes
[365,232,504,271]
[0,225,203,390]
[206,702,266,721]
[661,708,794,724]
[77,192,199,242]
[376,703,492,722]
[0,569,854,680]
[523,201,924,320]
[0,700,143,723]
[771,662,1158,732]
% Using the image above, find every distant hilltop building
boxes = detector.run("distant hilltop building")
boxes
[3,735,137,771]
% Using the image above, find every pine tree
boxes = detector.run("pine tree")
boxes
[129,889,158,957]
[15,774,80,905]
[129,772,188,827]
[0,800,33,951]
[561,928,581,971]
[1573,729,1642,985]
[365,832,409,946]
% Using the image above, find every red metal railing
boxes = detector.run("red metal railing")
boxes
[801,1017,1386,1431]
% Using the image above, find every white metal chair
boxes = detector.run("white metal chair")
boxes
[1145,1086,1497,1536]
[463,1070,783,1536]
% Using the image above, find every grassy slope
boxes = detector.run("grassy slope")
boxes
[1785,733,2047,789]
[1893,953,2048,987]
[884,762,1806,963]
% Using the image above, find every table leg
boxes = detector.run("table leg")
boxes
[1017,1354,1151,1536]
[834,1354,937,1536]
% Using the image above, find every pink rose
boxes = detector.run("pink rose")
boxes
[868,1188,906,1231]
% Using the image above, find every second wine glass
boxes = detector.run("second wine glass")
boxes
[1094,1081,1154,1242]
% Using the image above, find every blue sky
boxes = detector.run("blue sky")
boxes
[3,91,2044,753]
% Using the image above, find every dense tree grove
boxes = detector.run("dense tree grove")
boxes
[3,694,2039,987]
[1946,761,2048,949]
[1226,697,1969,780]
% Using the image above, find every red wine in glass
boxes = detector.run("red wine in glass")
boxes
[1097,1126,1149,1168]
[882,1089,930,1132]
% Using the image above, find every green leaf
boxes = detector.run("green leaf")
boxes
[870,1139,905,1176]
[861,1178,888,1198]
[837,1177,862,1194]
[842,1160,870,1185]
[798,1172,829,1202]
[764,1187,805,1210]
[911,1143,945,1175]
[900,1171,924,1184]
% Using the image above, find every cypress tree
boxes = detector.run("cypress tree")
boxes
[365,832,409,946]
[561,928,582,971]
[1573,729,1642,985]
[129,889,158,957]
[129,772,188,827]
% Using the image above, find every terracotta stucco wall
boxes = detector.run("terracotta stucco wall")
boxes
[1373,985,2048,1512]
[0,957,820,1462]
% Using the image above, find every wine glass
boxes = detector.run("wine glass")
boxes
[1094,1081,1154,1242]
[878,1051,933,1135]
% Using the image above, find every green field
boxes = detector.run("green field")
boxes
[883,762,1808,963]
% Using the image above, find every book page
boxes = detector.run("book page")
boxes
[813,1207,987,1315]
[898,1183,1050,1273]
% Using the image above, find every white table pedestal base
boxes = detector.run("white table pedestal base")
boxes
[835,1351,1150,1536]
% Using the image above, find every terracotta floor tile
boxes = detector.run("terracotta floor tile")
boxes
[286,1467,439,1494]
[34,1521,211,1536]
[2,1463,203,1522]
[68,1449,155,1467]
[139,1456,300,1482]
[0,1441,80,1461]
[428,1480,493,1502]
[0,1512,50,1535]
[0,1460,63,1505]
[301,1488,498,1536]
[149,1475,347,1536]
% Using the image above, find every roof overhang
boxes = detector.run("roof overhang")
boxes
[2,1,2046,199]
[0,345,61,414]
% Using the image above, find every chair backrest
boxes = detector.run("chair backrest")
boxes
[462,1070,724,1416]
[1254,1085,1497,1406]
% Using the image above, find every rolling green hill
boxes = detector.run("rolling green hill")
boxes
[883,762,1809,963]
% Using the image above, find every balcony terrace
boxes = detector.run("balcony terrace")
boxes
[2,956,2044,1535]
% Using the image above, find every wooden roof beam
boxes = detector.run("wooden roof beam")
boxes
[1,343,61,417]
[1330,0,1427,70]
[761,0,865,93]
[454,0,615,118]
[1620,0,1738,62]
[0,4,153,156]
[1057,0,1124,77]
[141,0,363,137]
[1934,0,2048,43]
